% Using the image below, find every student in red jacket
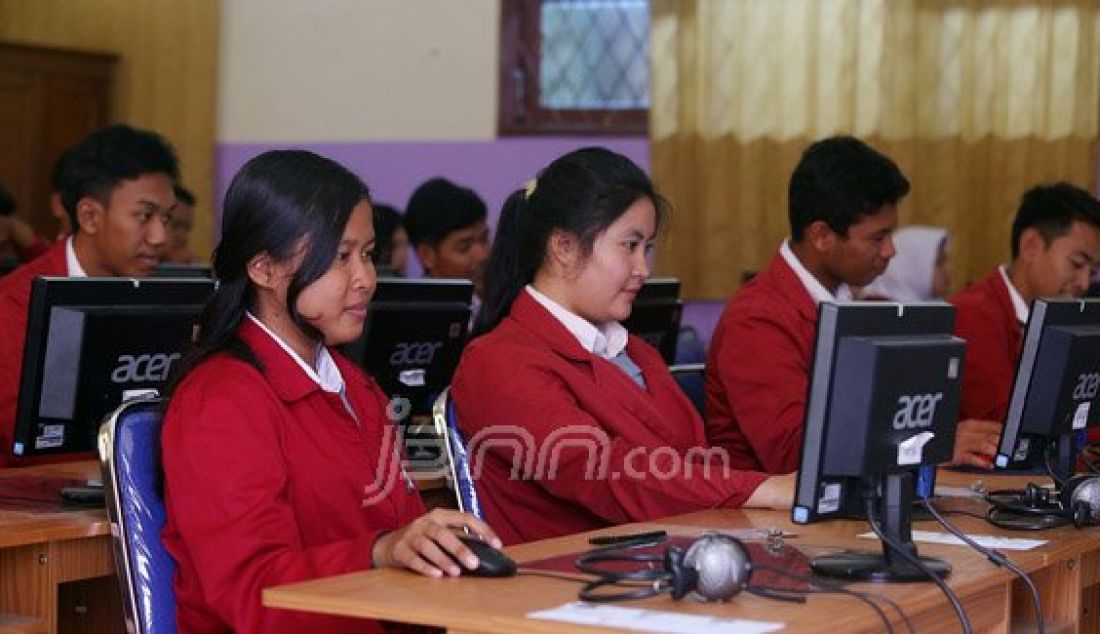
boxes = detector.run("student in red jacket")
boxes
[160,150,499,634]
[952,183,1100,435]
[705,136,1000,474]
[452,147,793,546]
[0,125,178,467]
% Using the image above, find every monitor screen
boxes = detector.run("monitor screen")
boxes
[341,278,473,418]
[996,298,1100,480]
[153,263,212,279]
[621,277,682,364]
[792,302,964,581]
[12,277,216,459]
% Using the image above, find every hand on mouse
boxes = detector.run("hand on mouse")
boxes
[371,508,502,578]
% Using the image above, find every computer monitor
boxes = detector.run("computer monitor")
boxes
[12,277,216,460]
[153,263,212,279]
[341,278,473,418]
[995,298,1100,481]
[621,277,682,364]
[792,302,965,581]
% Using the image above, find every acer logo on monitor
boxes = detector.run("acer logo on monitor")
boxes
[1074,372,1100,401]
[892,392,944,430]
[110,352,182,384]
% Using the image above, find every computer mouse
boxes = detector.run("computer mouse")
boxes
[452,535,517,577]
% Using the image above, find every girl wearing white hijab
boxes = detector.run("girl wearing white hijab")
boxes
[861,225,950,301]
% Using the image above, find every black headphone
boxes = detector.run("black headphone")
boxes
[574,532,753,602]
[986,476,1100,530]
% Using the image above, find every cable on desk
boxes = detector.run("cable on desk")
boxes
[865,498,971,634]
[751,561,909,634]
[918,497,1043,634]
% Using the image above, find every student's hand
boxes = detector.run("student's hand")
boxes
[745,472,796,509]
[372,508,502,578]
[950,419,1002,469]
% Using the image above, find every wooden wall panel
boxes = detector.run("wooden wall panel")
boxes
[0,0,220,259]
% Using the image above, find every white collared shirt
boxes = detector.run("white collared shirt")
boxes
[525,285,629,359]
[998,265,1030,325]
[779,239,853,305]
[65,236,87,278]
[245,312,345,394]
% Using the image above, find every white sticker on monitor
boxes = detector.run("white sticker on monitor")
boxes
[898,431,935,466]
[1013,438,1031,462]
[35,424,65,449]
[817,482,841,514]
[1073,402,1091,430]
[398,369,426,387]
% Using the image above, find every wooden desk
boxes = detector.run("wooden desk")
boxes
[263,470,1100,633]
[0,461,121,634]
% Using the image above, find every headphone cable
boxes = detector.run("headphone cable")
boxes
[865,498,972,634]
[918,497,1043,633]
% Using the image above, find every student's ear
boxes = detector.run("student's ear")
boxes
[246,252,280,290]
[1017,227,1048,263]
[547,229,580,274]
[804,220,839,254]
[74,196,105,236]
[416,243,437,274]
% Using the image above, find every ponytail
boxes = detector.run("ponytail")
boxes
[475,189,535,336]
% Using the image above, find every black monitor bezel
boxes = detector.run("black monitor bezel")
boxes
[12,276,215,460]
[793,301,959,525]
[996,297,1100,475]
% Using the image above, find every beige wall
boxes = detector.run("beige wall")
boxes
[0,0,220,258]
[218,0,499,143]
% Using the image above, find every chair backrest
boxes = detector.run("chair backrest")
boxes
[98,398,176,634]
[674,325,707,365]
[431,388,484,520]
[669,362,706,418]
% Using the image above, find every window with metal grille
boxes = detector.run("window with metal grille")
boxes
[500,0,649,136]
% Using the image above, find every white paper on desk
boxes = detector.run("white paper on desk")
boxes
[858,530,1046,550]
[528,602,784,633]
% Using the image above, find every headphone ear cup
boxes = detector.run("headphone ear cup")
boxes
[682,533,752,602]
[665,546,696,601]
[1025,482,1048,508]
[1063,476,1100,527]
[1072,500,1090,528]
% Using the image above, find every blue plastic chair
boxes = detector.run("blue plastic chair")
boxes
[669,362,707,418]
[98,398,176,634]
[431,388,485,520]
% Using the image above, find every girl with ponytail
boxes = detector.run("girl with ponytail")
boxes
[161,150,499,633]
[454,147,793,545]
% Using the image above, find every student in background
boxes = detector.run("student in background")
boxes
[163,185,197,264]
[0,183,52,265]
[952,183,1100,442]
[705,136,998,473]
[404,177,490,312]
[452,147,793,546]
[0,124,178,467]
[161,150,499,633]
[859,225,951,301]
[371,203,409,276]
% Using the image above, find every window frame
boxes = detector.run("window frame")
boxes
[499,0,649,137]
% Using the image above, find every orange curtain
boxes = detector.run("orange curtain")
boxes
[651,0,1100,299]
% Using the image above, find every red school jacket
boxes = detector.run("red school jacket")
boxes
[950,268,1023,424]
[0,240,68,467]
[704,251,818,475]
[451,290,767,545]
[161,319,425,634]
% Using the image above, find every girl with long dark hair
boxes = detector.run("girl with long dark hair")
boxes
[161,150,498,633]
[454,147,793,545]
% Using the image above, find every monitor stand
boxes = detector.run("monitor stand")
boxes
[810,472,951,582]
